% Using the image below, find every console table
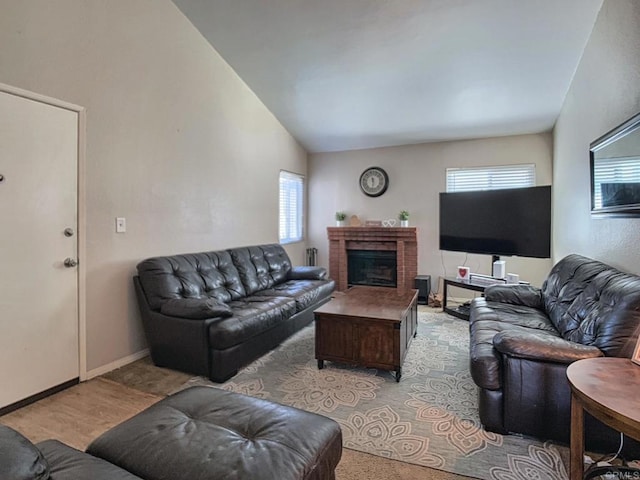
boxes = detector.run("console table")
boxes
[567,357,640,480]
[443,276,529,320]
[442,277,487,320]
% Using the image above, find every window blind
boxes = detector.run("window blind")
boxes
[446,164,536,192]
[593,156,640,209]
[279,170,304,244]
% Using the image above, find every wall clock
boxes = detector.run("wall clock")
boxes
[359,166,389,197]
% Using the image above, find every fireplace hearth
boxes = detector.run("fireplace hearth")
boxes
[347,250,397,288]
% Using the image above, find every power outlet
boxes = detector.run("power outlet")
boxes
[116,217,126,233]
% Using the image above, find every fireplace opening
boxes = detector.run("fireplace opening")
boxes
[347,250,397,288]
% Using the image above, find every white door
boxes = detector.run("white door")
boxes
[0,90,79,410]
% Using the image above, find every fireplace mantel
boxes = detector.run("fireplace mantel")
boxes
[327,227,418,292]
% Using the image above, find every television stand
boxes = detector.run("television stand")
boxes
[442,277,487,320]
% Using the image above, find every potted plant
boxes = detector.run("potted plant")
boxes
[398,210,410,227]
[335,211,347,226]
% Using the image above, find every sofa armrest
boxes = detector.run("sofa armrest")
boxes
[485,284,544,309]
[493,330,604,364]
[134,276,217,377]
[288,266,327,281]
[0,425,49,480]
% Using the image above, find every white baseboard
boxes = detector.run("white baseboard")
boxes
[85,349,150,380]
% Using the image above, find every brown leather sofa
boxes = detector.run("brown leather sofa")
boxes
[1,386,343,480]
[134,244,335,382]
[469,254,640,453]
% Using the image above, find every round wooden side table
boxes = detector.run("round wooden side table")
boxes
[567,357,640,480]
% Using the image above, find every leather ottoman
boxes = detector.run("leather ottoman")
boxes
[86,386,343,480]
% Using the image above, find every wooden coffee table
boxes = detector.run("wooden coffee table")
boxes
[314,286,418,382]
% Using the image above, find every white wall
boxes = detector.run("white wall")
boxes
[309,133,554,290]
[553,0,640,271]
[0,1,308,372]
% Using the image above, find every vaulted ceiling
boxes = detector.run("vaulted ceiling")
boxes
[172,0,603,153]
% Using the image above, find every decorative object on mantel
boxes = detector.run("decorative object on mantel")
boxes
[359,166,389,197]
[398,210,410,227]
[364,220,383,227]
[349,215,362,226]
[382,219,397,227]
[335,211,346,227]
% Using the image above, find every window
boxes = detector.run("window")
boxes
[446,164,536,192]
[279,170,304,244]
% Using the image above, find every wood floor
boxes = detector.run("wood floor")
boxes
[1,359,473,480]
[1,378,161,450]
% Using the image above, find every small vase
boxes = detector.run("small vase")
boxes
[400,220,409,227]
[336,220,345,227]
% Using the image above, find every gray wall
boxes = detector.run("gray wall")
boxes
[0,1,308,373]
[553,0,640,270]
[309,133,554,289]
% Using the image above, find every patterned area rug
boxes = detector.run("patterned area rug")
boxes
[182,309,569,480]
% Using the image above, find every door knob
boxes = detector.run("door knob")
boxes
[63,258,78,268]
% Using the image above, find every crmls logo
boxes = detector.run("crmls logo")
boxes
[587,470,640,480]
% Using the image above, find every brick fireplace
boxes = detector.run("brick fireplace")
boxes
[327,227,418,292]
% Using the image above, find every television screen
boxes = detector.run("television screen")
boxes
[439,186,551,258]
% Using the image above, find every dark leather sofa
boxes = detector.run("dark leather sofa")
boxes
[134,244,335,382]
[1,386,343,480]
[469,254,640,452]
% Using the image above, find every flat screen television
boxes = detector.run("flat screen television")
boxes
[439,185,551,258]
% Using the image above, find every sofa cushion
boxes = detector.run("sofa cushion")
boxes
[261,244,293,284]
[0,425,49,480]
[559,271,640,357]
[37,440,143,480]
[160,298,233,319]
[253,279,335,311]
[229,244,292,295]
[208,296,297,349]
[229,246,274,294]
[471,298,558,332]
[541,254,610,330]
[137,250,246,309]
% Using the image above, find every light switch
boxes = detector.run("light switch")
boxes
[116,217,126,233]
